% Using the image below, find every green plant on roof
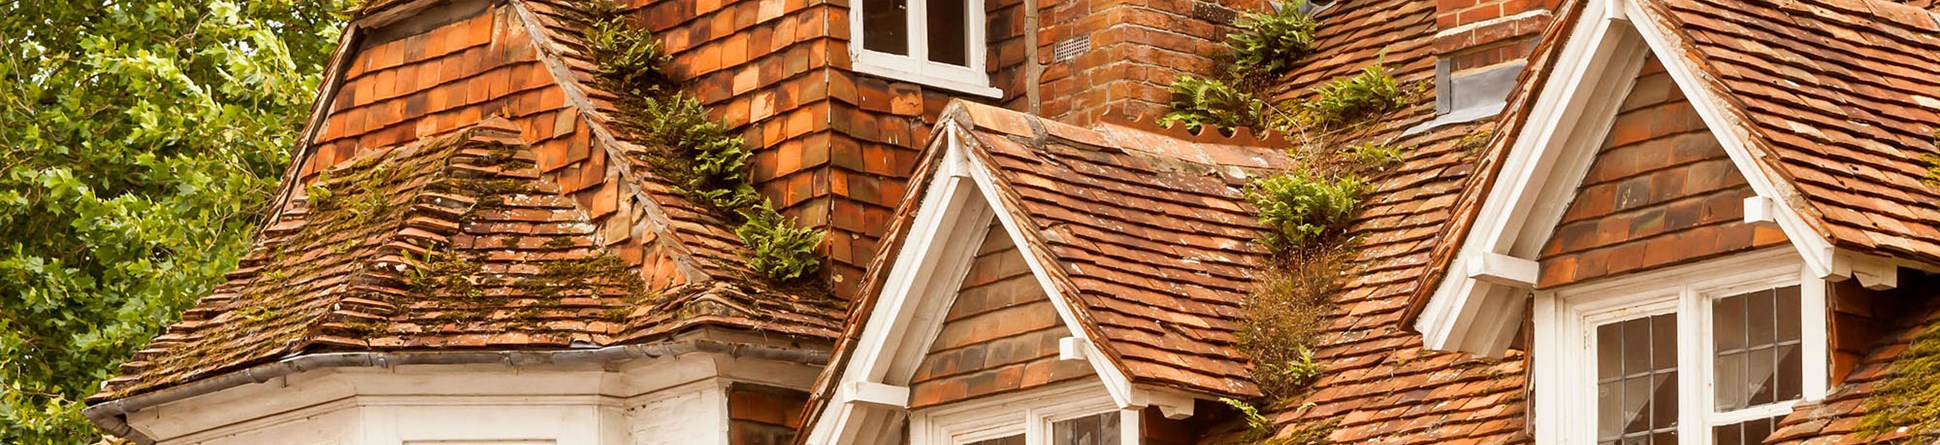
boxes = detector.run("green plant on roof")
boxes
[1159,74,1267,134]
[578,0,674,96]
[736,206,826,283]
[1246,171,1363,253]
[1858,319,1940,439]
[1345,141,1403,168]
[633,94,763,211]
[1220,396,1334,445]
[574,0,826,285]
[1922,130,1939,190]
[1225,1,1318,81]
[1297,63,1409,128]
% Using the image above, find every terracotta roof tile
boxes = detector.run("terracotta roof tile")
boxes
[958,110,1285,397]
[96,0,847,401]
[1636,0,1940,266]
[1227,0,1539,439]
[1770,297,1940,444]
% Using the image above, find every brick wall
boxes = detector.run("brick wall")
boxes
[907,222,1094,407]
[1037,0,1238,125]
[1536,58,1787,288]
[727,384,809,445]
[1432,0,1556,72]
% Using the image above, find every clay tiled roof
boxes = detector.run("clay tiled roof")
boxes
[97,0,845,401]
[1634,0,1940,265]
[953,102,1295,398]
[1231,0,1539,440]
[99,121,633,398]
[1770,297,1940,444]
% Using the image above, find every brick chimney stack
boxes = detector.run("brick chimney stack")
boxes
[1036,0,1250,125]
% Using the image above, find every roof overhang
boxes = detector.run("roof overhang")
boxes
[800,116,1199,445]
[1412,0,1916,356]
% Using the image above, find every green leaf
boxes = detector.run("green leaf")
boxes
[0,0,351,440]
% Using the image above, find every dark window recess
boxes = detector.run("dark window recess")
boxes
[1712,416,1780,445]
[1597,313,1679,445]
[864,0,909,55]
[1052,412,1120,445]
[926,0,967,65]
[1713,285,1804,411]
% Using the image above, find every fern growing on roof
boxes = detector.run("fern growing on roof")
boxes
[572,0,826,286]
[1159,75,1267,134]
[1225,1,1319,82]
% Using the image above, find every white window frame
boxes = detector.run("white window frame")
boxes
[910,381,1141,445]
[1533,248,1829,444]
[849,0,1001,98]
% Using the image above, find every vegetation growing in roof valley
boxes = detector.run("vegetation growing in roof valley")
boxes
[1159,1,1317,135]
[1247,172,1362,254]
[1225,2,1319,83]
[573,0,825,286]
[1291,64,1410,129]
[1858,319,1940,439]
[1160,76,1268,134]
[1220,397,1335,445]
[1157,2,1431,439]
[1922,129,1939,190]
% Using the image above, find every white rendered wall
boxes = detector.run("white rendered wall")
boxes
[124,349,820,445]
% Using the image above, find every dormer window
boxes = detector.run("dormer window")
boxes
[1537,250,1830,445]
[912,384,1131,445]
[853,0,999,97]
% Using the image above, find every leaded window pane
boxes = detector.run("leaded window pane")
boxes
[1596,314,1679,445]
[1052,412,1119,445]
[1713,286,1804,411]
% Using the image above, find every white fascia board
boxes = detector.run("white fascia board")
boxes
[808,124,989,445]
[1418,13,1649,355]
[958,140,1139,409]
[1624,0,1838,278]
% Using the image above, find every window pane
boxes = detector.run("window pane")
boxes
[1596,314,1678,444]
[1777,344,1802,401]
[863,0,909,55]
[1052,412,1119,445]
[965,435,1024,445]
[1713,286,1804,411]
[927,0,968,65]
[1712,416,1778,445]
[1714,291,1746,352]
[1748,289,1776,345]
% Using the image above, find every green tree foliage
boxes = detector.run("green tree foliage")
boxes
[0,0,348,441]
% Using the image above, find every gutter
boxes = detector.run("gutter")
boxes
[84,340,829,444]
